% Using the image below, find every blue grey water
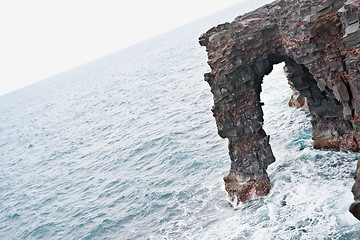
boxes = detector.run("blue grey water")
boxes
[1,1,360,239]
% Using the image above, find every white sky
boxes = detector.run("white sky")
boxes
[0,0,245,96]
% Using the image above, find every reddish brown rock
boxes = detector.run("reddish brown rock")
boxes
[289,91,308,109]
[199,0,360,219]
[224,170,270,203]
[286,65,309,110]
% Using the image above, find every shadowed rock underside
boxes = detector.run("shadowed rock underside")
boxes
[199,0,360,219]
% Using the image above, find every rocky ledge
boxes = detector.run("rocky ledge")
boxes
[199,0,360,219]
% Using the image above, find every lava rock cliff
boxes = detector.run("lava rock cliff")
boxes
[199,0,360,219]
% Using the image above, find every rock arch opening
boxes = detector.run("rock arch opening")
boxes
[260,62,304,140]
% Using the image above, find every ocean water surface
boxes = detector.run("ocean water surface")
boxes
[1,1,360,239]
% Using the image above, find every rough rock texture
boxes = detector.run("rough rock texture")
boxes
[350,157,360,220]
[286,65,309,109]
[288,88,308,109]
[199,0,360,218]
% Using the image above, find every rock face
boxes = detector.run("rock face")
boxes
[350,157,360,220]
[199,0,360,218]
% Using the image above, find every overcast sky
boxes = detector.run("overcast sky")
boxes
[0,0,249,96]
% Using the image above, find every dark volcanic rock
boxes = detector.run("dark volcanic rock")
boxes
[350,157,360,220]
[199,0,360,218]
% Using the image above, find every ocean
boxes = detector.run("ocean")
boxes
[1,1,360,239]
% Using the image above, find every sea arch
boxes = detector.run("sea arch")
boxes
[199,0,360,204]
